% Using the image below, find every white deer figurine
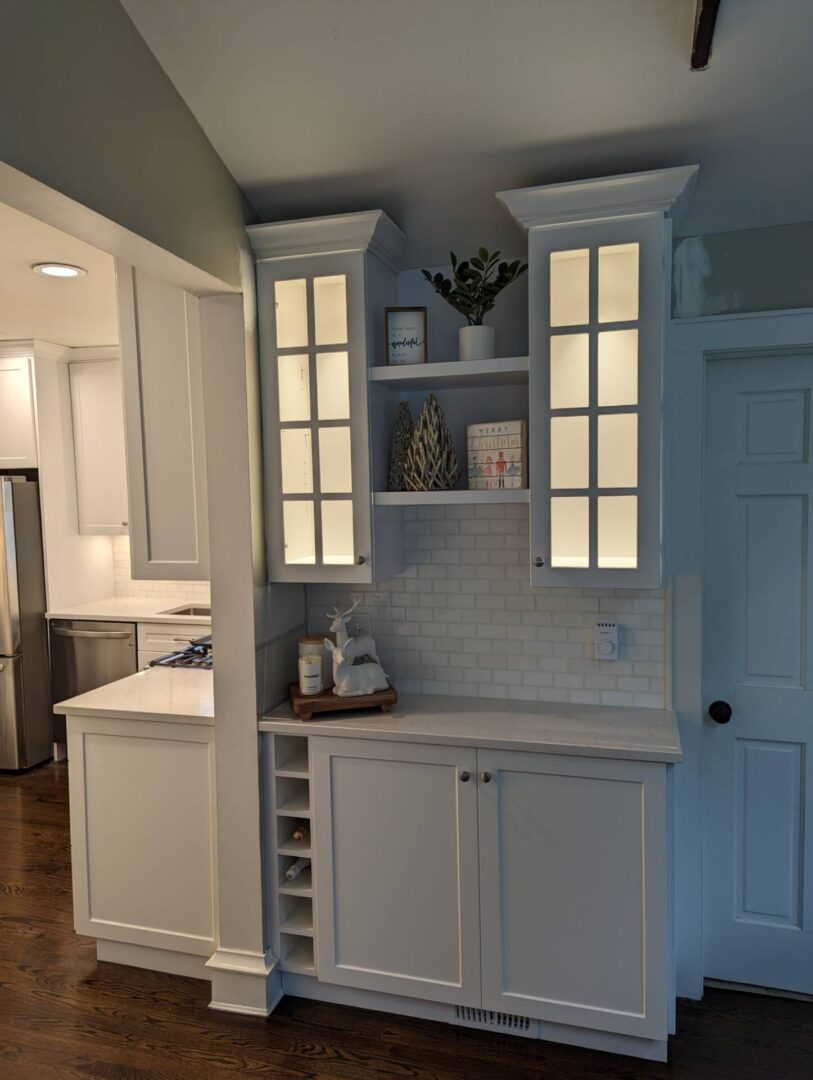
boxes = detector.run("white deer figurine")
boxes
[326,598,380,663]
[326,600,356,647]
[325,638,389,698]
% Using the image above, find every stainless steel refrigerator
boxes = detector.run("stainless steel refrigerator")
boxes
[0,477,51,769]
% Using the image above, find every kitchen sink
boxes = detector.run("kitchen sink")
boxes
[160,605,212,617]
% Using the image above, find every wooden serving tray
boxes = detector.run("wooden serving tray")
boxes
[289,683,397,722]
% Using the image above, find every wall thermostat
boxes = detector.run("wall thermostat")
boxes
[594,621,618,662]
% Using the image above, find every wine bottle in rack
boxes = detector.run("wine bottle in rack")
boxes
[290,822,310,844]
[285,857,310,882]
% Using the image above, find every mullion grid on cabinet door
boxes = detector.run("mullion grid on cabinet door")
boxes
[547,245,640,572]
[274,337,318,566]
[588,245,599,568]
[312,271,355,569]
[595,241,640,571]
[306,276,325,569]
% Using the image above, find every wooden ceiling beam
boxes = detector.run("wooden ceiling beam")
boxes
[691,0,721,70]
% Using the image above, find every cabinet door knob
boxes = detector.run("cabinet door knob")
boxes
[459,770,471,783]
[534,557,545,568]
[480,771,492,784]
[122,521,129,527]
[356,555,366,565]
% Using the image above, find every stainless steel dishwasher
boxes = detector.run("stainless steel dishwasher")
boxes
[49,620,138,742]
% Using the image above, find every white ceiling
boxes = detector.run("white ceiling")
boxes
[0,202,118,346]
[122,0,813,266]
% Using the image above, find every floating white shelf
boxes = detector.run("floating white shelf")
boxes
[374,489,530,507]
[370,355,529,390]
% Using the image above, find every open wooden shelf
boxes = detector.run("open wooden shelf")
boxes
[280,908,315,937]
[279,865,313,897]
[280,934,315,974]
[270,733,318,975]
[370,355,528,391]
[278,838,312,857]
[374,488,529,507]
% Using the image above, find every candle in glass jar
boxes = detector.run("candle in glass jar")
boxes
[298,654,322,696]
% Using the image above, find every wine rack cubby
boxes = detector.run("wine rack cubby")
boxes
[269,733,316,975]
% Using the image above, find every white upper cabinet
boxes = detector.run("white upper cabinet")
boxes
[0,351,38,468]
[499,167,697,588]
[114,262,209,580]
[69,359,129,535]
[250,212,406,584]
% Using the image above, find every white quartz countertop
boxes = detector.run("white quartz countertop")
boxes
[260,693,681,762]
[54,668,214,724]
[45,596,211,624]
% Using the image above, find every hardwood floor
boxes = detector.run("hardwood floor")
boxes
[1,763,811,1080]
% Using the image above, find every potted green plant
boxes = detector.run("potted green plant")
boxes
[422,248,528,362]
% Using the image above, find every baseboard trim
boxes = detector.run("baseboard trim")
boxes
[704,978,813,1003]
[280,974,668,1062]
[97,939,209,980]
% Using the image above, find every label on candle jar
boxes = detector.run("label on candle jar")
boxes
[298,655,323,696]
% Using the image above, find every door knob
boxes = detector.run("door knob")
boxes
[356,555,366,565]
[534,557,545,568]
[480,772,492,784]
[459,771,471,783]
[708,700,732,724]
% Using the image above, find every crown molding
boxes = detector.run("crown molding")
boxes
[247,210,406,271]
[497,166,699,230]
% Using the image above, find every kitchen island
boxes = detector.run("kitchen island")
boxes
[55,667,216,980]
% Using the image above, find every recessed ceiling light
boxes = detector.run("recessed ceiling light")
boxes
[32,262,87,279]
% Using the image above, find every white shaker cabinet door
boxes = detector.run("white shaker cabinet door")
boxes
[69,360,129,534]
[312,736,481,1005]
[0,355,38,468]
[477,749,669,1040]
[115,261,209,580]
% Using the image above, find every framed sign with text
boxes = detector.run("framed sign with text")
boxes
[385,307,427,365]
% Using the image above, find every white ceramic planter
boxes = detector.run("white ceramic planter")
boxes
[459,325,495,362]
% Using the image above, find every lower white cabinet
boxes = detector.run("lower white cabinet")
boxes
[310,736,670,1045]
[312,739,482,1005]
[477,749,667,1039]
[66,712,217,978]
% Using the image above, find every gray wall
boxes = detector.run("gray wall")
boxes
[0,0,252,287]
[673,222,813,319]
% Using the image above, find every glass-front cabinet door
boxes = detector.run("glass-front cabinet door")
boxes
[251,210,405,585]
[529,215,664,587]
[259,253,372,582]
[499,167,697,588]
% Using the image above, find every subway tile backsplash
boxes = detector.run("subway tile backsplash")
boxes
[112,536,211,603]
[306,505,665,708]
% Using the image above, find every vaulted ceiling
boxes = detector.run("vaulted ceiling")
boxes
[122,0,813,266]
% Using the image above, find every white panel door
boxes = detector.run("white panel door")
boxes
[69,360,129,534]
[312,737,481,1005]
[477,749,669,1039]
[115,261,209,579]
[0,355,38,468]
[704,353,813,992]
